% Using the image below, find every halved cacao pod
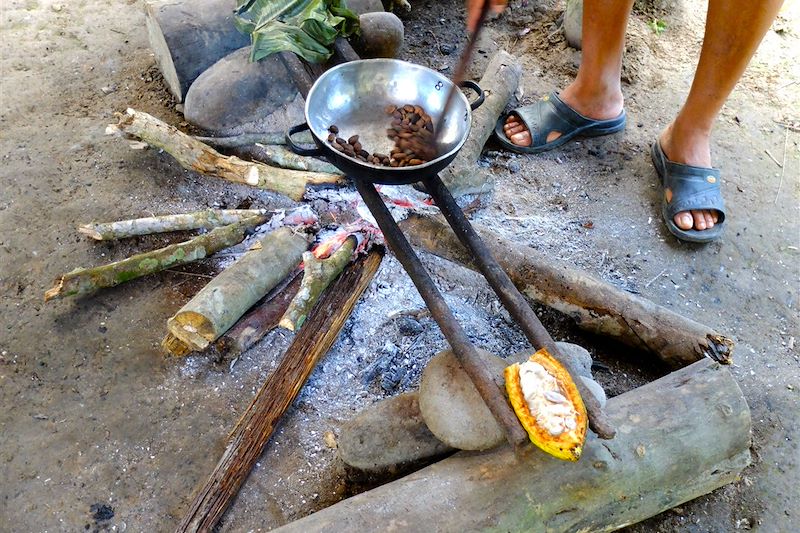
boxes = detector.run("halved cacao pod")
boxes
[504,348,587,461]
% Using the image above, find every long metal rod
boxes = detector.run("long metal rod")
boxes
[354,178,529,450]
[425,174,616,439]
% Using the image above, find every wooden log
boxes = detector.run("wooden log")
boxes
[108,109,345,202]
[175,247,384,532]
[273,359,751,532]
[44,216,266,302]
[399,215,734,368]
[78,208,267,240]
[279,235,357,331]
[144,0,249,102]
[438,50,522,198]
[167,227,309,351]
[213,271,302,358]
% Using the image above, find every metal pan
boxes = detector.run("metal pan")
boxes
[285,59,484,185]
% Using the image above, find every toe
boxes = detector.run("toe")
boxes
[505,124,526,136]
[510,131,531,147]
[674,211,693,230]
[505,114,519,125]
[703,211,715,229]
[692,211,707,230]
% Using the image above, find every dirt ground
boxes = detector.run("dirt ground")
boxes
[1,0,798,531]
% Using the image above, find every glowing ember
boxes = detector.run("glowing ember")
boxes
[312,231,351,259]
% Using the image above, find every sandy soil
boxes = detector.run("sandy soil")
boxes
[1,0,798,531]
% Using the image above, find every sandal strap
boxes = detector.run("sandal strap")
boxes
[513,92,594,148]
[659,158,726,222]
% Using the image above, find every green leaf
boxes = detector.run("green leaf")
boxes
[236,0,360,64]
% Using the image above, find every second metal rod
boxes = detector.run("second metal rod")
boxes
[354,178,529,450]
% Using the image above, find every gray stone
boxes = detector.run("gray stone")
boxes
[418,349,508,451]
[183,47,300,133]
[352,12,404,58]
[338,392,453,473]
[564,0,583,50]
[579,375,607,408]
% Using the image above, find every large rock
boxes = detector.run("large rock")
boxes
[183,47,301,134]
[418,348,509,451]
[352,12,404,58]
[338,392,453,473]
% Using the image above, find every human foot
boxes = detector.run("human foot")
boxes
[651,139,726,243]
[657,126,720,233]
[493,91,626,154]
[502,85,624,147]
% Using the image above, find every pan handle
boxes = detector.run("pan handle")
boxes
[459,80,485,111]
[285,123,322,156]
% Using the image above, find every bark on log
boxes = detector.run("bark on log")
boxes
[400,215,734,367]
[175,248,384,533]
[167,227,309,351]
[213,271,302,358]
[109,109,344,201]
[438,50,522,198]
[78,209,267,240]
[279,236,357,331]
[44,216,266,302]
[274,359,751,532]
[144,0,250,103]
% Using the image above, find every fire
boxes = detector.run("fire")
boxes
[311,230,351,259]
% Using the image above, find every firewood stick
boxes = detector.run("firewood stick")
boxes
[44,216,266,302]
[78,208,268,241]
[175,248,384,533]
[108,109,345,201]
[400,214,734,367]
[167,227,309,351]
[279,236,357,331]
[213,271,302,358]
[194,131,314,148]
[254,143,342,175]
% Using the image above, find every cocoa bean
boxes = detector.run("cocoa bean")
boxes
[329,125,339,134]
[348,135,359,145]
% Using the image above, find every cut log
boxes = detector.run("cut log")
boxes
[167,227,309,351]
[279,235,357,331]
[44,216,266,302]
[175,248,384,533]
[273,359,751,532]
[78,208,267,241]
[438,50,522,198]
[144,0,250,102]
[213,271,302,358]
[400,214,734,367]
[108,109,345,201]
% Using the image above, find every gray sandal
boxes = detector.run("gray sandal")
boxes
[651,140,726,243]
[494,92,626,154]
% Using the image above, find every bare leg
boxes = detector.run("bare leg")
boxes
[659,0,783,231]
[503,0,633,146]
[505,0,782,233]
